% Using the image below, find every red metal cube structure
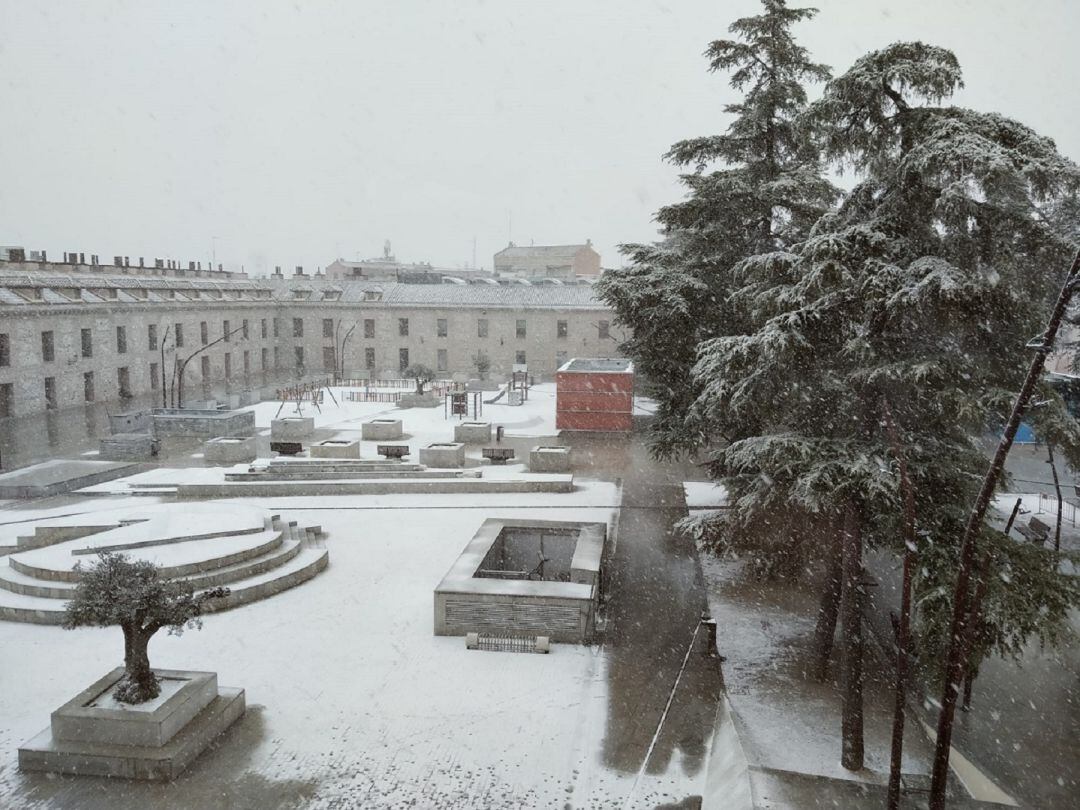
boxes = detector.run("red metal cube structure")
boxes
[555,358,634,432]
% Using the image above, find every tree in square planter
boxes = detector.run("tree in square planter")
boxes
[403,363,436,395]
[63,551,228,704]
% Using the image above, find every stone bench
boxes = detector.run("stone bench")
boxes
[270,441,303,456]
[482,447,515,465]
[377,444,410,460]
[362,419,403,441]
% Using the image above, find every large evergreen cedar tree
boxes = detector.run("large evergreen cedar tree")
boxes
[690,37,1080,714]
[63,552,228,704]
[596,0,837,461]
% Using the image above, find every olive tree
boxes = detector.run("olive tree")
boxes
[403,363,436,395]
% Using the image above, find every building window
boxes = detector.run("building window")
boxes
[44,377,57,410]
[243,350,250,376]
[274,346,281,369]
[261,348,269,371]
[223,320,231,342]
[273,318,280,339]
[224,353,231,379]
[477,319,488,338]
[293,318,304,338]
[365,347,375,369]
[0,382,12,417]
[116,325,127,354]
[175,323,184,347]
[242,319,249,340]
[0,333,8,367]
[437,318,448,338]
[399,318,409,337]
[41,331,54,362]
[364,319,375,339]
[516,319,527,339]
[200,321,209,345]
[83,371,95,402]
[117,367,131,398]
[150,363,159,390]
[260,318,268,339]
[201,355,211,385]
[323,318,334,338]
[295,346,305,370]
[557,320,568,339]
[148,323,158,351]
[437,348,448,372]
[323,345,336,373]
[598,319,610,340]
[398,348,409,371]
[515,350,527,365]
[81,328,93,358]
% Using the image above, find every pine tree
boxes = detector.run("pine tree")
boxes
[596,0,836,459]
[689,41,1080,768]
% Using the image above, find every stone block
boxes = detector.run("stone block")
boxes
[419,442,465,468]
[454,421,492,444]
[508,390,524,406]
[270,416,315,441]
[108,410,153,435]
[309,439,361,459]
[399,393,440,409]
[100,433,158,461]
[203,436,257,465]
[530,445,571,473]
[361,419,403,441]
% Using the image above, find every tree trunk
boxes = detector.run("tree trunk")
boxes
[1047,443,1063,553]
[840,502,865,771]
[812,524,843,681]
[118,624,160,704]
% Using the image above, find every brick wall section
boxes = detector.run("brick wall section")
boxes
[555,362,634,432]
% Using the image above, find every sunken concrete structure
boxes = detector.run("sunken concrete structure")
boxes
[530,445,571,473]
[398,392,439,409]
[270,416,315,441]
[434,518,605,643]
[151,408,255,439]
[419,442,466,468]
[454,421,492,444]
[100,433,158,461]
[0,459,140,499]
[202,436,258,465]
[309,439,361,459]
[361,418,403,441]
[18,667,245,780]
[555,358,634,432]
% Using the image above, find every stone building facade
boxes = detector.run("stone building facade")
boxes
[0,269,620,419]
[493,242,601,280]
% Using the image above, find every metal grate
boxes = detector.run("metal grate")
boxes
[466,633,550,654]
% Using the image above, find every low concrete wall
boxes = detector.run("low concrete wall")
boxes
[152,409,255,438]
[701,696,754,810]
[108,410,153,435]
[178,477,574,498]
[99,433,157,461]
[399,393,440,408]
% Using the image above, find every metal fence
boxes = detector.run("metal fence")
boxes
[1034,492,1079,527]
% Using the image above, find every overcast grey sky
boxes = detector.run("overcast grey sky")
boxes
[1,0,1077,275]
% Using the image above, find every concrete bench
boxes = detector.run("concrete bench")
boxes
[377,444,410,460]
[482,447,515,465]
[269,441,303,456]
[1016,516,1051,543]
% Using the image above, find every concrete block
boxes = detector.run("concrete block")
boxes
[108,410,153,435]
[399,393,440,409]
[419,442,465,468]
[530,445,571,473]
[100,433,157,461]
[454,421,492,444]
[361,419,403,441]
[203,436,257,465]
[152,409,255,438]
[508,390,524,406]
[309,439,361,459]
[270,417,315,441]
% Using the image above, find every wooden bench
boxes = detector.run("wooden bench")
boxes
[377,444,410,460]
[269,441,303,456]
[482,447,515,465]
[1016,516,1051,543]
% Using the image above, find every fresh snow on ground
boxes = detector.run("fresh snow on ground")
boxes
[682,481,729,510]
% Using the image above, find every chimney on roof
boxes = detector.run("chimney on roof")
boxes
[218,263,223,272]
[79,252,85,264]
[155,258,164,268]
[295,266,304,276]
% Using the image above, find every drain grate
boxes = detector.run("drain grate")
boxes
[465,632,551,654]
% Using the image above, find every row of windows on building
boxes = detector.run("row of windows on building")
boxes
[0,317,610,369]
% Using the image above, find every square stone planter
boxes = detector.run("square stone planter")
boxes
[419,442,466,468]
[309,439,361,459]
[361,419,403,441]
[398,392,440,409]
[203,436,257,465]
[19,668,245,781]
[530,445,571,473]
[270,416,315,441]
[454,421,492,444]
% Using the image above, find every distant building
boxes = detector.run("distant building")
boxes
[325,241,492,283]
[494,241,601,280]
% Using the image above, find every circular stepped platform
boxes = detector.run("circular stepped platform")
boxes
[0,506,328,625]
